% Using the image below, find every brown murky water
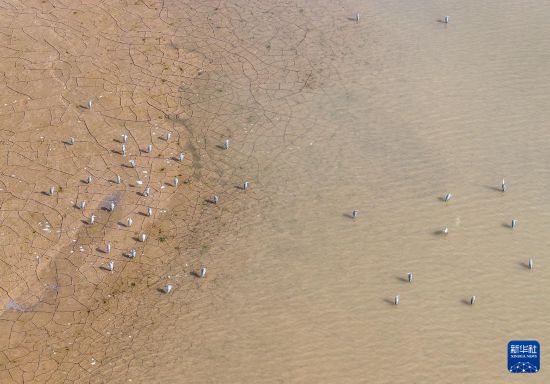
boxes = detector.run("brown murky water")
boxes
[175,1,550,383]
[1,0,549,383]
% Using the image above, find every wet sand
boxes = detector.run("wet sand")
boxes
[1,0,550,383]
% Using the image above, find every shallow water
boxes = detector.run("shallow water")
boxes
[168,0,550,383]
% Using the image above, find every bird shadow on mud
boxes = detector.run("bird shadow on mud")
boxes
[519,261,531,269]
[484,185,502,192]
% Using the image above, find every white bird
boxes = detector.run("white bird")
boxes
[173,177,179,187]
[501,179,507,192]
[178,152,185,162]
[162,284,173,294]
[86,99,92,109]
[199,266,207,278]
[407,272,413,283]
[128,249,137,258]
[444,16,449,24]
[89,214,96,224]
[139,233,147,242]
[121,134,128,143]
[105,261,114,272]
[143,187,150,197]
[442,227,449,235]
[86,176,92,184]
[129,160,136,168]
[355,12,360,22]
[146,144,152,153]
[105,243,111,253]
[243,181,249,190]
[127,217,133,227]
[511,219,518,229]
[115,175,122,184]
[68,137,75,145]
[146,207,153,217]
[49,186,55,196]
[165,132,171,141]
[79,201,86,209]
[444,193,452,202]
[212,195,219,204]
[223,139,230,150]
[470,296,476,305]
[352,209,359,218]
[528,258,533,269]
[394,295,400,305]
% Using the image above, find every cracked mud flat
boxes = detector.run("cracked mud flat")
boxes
[0,0,261,382]
[2,0,550,383]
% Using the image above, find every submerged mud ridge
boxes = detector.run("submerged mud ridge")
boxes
[0,0,343,382]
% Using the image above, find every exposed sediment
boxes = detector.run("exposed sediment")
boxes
[0,0,344,381]
[0,0,259,382]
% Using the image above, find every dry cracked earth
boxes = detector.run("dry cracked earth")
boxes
[0,0,355,382]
